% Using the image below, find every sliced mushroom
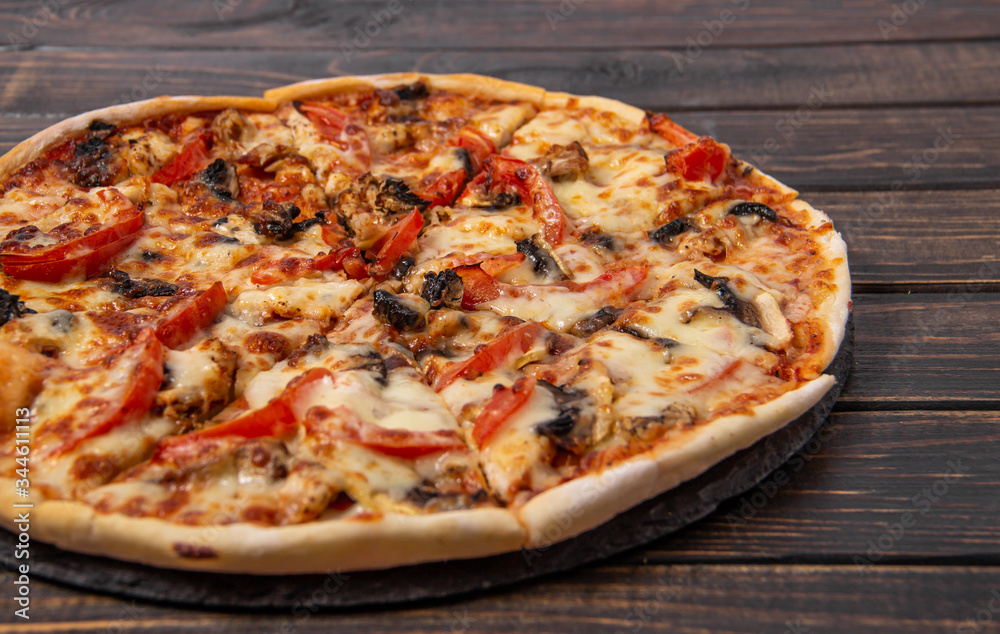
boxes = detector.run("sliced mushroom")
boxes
[0,289,35,327]
[619,404,697,442]
[692,269,792,347]
[372,290,429,331]
[569,306,622,338]
[728,201,778,222]
[649,218,693,246]
[211,108,254,153]
[516,233,572,280]
[235,438,291,485]
[542,141,589,181]
[201,158,239,200]
[421,269,464,309]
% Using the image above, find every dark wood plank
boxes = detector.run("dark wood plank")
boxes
[636,411,1000,563]
[844,294,1000,408]
[3,41,1000,114]
[7,565,999,632]
[815,190,1000,290]
[3,0,999,50]
[0,105,997,190]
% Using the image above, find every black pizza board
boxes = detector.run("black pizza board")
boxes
[1,318,854,610]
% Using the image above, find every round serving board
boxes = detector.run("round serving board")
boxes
[1,318,853,609]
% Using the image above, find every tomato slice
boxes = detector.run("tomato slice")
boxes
[434,320,547,391]
[473,376,536,447]
[451,128,496,174]
[369,208,423,278]
[153,367,332,464]
[297,101,371,171]
[445,252,525,277]
[666,137,729,183]
[0,190,142,264]
[327,408,467,459]
[155,281,227,349]
[453,263,504,310]
[646,112,698,147]
[570,265,648,304]
[419,169,467,208]
[150,133,211,186]
[1,232,141,282]
[42,329,164,458]
[483,155,566,245]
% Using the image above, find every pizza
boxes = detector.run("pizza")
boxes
[0,74,850,574]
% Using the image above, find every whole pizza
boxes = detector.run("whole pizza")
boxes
[0,74,850,573]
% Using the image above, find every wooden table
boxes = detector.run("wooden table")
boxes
[1,1,998,631]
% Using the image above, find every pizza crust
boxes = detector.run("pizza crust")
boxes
[0,74,852,574]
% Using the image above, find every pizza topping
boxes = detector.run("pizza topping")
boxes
[482,155,566,245]
[0,288,35,326]
[569,305,622,338]
[665,137,729,183]
[151,133,211,186]
[516,234,568,280]
[201,158,240,200]
[473,376,536,447]
[155,281,228,349]
[421,269,464,309]
[67,126,127,187]
[649,218,693,246]
[372,289,427,332]
[540,141,589,181]
[251,200,305,241]
[104,269,178,299]
[728,201,778,223]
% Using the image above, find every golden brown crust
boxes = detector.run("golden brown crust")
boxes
[0,74,852,574]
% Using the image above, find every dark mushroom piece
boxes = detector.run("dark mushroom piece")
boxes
[542,141,589,181]
[421,269,464,309]
[728,201,778,222]
[201,159,239,200]
[105,269,178,300]
[372,289,428,331]
[0,289,35,327]
[649,218,693,246]
[569,306,623,338]
[234,438,291,484]
[534,381,593,454]
[253,200,303,241]
[692,269,791,344]
[619,404,697,442]
[516,233,571,280]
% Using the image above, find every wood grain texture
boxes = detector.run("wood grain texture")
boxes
[5,565,999,632]
[636,410,1000,563]
[2,0,999,50]
[3,41,1000,114]
[844,294,1000,407]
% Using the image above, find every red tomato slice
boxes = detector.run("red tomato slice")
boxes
[434,321,547,391]
[43,329,164,458]
[571,265,648,304]
[150,133,211,186]
[687,359,743,393]
[297,101,371,170]
[0,189,143,264]
[472,376,536,447]
[646,112,698,147]
[332,409,466,459]
[444,252,525,277]
[155,281,227,349]
[153,367,332,464]
[483,155,566,245]
[419,169,467,208]
[451,128,496,174]
[369,208,423,278]
[453,263,504,310]
[249,256,315,286]
[666,137,729,183]
[1,232,141,282]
